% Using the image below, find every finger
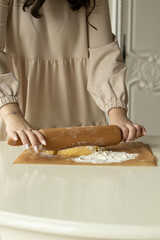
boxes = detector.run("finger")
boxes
[16,130,30,150]
[24,130,40,153]
[120,125,129,142]
[140,125,147,135]
[9,131,19,141]
[132,123,143,138]
[32,130,47,146]
[126,124,137,141]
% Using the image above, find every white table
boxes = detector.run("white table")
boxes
[0,136,160,240]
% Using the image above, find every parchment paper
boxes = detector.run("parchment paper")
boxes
[14,142,157,166]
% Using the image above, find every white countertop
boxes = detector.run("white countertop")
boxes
[0,136,160,240]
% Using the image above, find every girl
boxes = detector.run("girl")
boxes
[0,0,146,153]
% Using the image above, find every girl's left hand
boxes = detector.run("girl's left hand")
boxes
[108,108,147,142]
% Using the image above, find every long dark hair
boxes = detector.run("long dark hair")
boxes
[22,0,97,30]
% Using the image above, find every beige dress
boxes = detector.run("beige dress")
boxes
[0,0,128,141]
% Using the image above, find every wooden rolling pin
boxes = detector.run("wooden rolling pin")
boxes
[8,125,122,150]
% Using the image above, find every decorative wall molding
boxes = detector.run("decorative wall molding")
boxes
[128,54,160,94]
[126,53,160,118]
[108,0,123,47]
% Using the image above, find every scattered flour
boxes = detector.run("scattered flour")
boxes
[72,150,138,164]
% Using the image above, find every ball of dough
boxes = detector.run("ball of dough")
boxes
[43,150,57,155]
[57,146,98,157]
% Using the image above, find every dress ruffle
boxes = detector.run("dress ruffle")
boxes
[8,55,107,125]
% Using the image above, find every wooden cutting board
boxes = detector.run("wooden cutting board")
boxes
[14,142,157,166]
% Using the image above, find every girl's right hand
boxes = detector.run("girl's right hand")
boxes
[4,112,46,152]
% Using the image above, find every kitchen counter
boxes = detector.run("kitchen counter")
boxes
[0,136,160,240]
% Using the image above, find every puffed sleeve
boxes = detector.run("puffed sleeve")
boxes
[0,0,19,109]
[87,0,128,114]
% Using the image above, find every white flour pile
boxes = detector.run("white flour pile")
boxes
[72,150,138,164]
